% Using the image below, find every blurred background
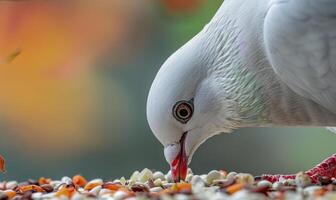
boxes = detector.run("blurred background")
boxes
[0,0,335,181]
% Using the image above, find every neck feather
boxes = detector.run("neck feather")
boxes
[199,2,336,127]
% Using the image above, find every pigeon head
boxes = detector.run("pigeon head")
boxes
[147,33,240,182]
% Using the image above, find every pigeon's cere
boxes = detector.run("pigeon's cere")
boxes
[147,0,336,184]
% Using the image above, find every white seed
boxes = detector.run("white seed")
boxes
[295,172,311,187]
[61,176,73,185]
[232,190,264,199]
[206,170,222,185]
[31,192,43,200]
[130,171,140,182]
[257,180,272,188]
[100,193,114,200]
[272,182,283,190]
[71,192,86,200]
[77,187,85,192]
[113,191,128,200]
[42,192,57,199]
[219,171,227,179]
[286,179,296,186]
[5,181,18,190]
[303,186,323,195]
[99,188,113,196]
[87,179,103,186]
[119,177,126,185]
[113,179,121,184]
[150,187,163,192]
[161,195,175,200]
[89,185,102,196]
[153,178,162,186]
[191,175,205,186]
[186,174,193,183]
[153,171,166,181]
[99,194,115,200]
[128,180,135,187]
[235,173,254,185]
[139,168,153,183]
[166,171,173,183]
[174,194,190,200]
[226,172,238,180]
[49,181,63,188]
[279,177,295,186]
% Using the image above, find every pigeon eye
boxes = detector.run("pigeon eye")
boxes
[173,101,193,124]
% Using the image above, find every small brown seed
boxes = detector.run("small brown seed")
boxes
[131,184,149,192]
[40,184,54,193]
[318,176,332,186]
[251,185,269,195]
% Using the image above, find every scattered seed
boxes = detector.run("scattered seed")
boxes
[190,175,204,186]
[153,172,165,181]
[0,169,335,199]
[18,185,44,193]
[235,173,254,185]
[102,182,122,191]
[257,180,272,188]
[5,182,18,190]
[149,187,163,193]
[251,185,269,195]
[72,175,87,187]
[40,184,53,193]
[31,192,43,199]
[139,168,153,183]
[131,184,149,193]
[38,177,50,186]
[318,176,332,186]
[206,170,222,185]
[272,182,283,190]
[3,190,15,199]
[147,179,155,188]
[295,172,312,187]
[226,172,238,180]
[215,179,235,188]
[225,183,245,194]
[84,181,103,191]
[89,185,102,196]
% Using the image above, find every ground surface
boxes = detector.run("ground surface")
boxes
[1,169,336,200]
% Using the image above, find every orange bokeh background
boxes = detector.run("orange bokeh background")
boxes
[0,1,149,156]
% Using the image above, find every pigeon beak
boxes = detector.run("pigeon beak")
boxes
[170,132,188,182]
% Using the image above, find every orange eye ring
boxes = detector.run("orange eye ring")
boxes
[173,100,193,124]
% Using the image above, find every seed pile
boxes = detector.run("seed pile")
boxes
[1,169,336,200]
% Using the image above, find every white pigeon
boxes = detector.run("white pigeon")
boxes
[147,0,336,182]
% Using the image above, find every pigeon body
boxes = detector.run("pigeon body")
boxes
[147,0,336,181]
